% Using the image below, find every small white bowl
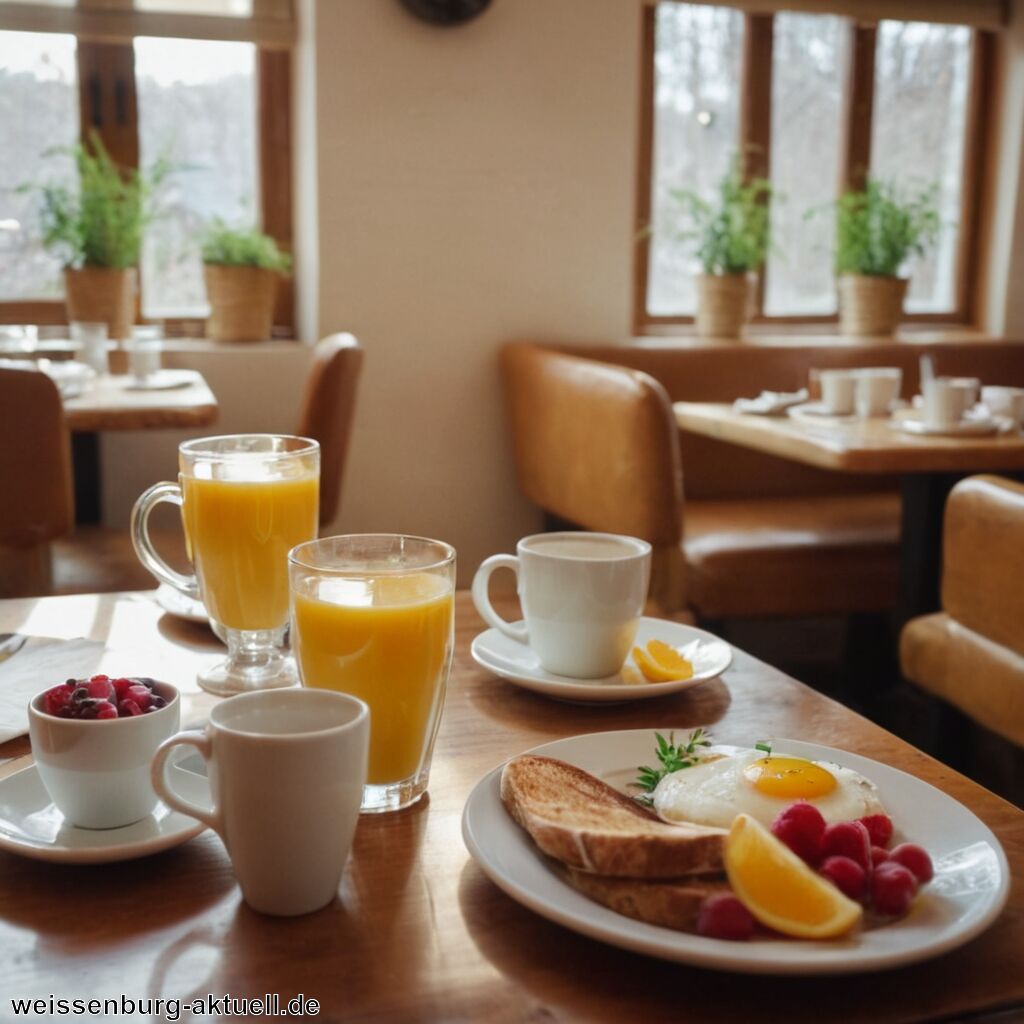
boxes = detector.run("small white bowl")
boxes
[28,681,181,830]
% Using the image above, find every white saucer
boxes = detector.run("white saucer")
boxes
[154,582,209,624]
[788,401,855,423]
[0,756,211,863]
[470,617,732,702]
[122,370,196,392]
[893,413,1009,437]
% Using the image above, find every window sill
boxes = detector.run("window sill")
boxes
[631,324,998,349]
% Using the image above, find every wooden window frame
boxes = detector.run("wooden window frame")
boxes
[1,35,295,336]
[633,3,993,332]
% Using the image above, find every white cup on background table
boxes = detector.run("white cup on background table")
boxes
[855,367,902,418]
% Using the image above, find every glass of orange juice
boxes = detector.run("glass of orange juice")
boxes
[132,434,320,696]
[288,535,455,813]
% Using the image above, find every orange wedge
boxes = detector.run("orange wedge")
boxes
[632,639,694,683]
[724,813,862,939]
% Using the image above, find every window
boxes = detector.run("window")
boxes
[0,0,294,333]
[637,3,990,329]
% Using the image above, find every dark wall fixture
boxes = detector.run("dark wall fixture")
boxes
[399,0,494,27]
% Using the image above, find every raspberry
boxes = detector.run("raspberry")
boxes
[821,820,871,873]
[118,699,143,717]
[870,845,891,868]
[889,843,933,884]
[858,814,894,849]
[771,802,827,865]
[871,862,918,916]
[87,677,115,701]
[96,702,119,720]
[820,855,867,902]
[112,677,135,699]
[43,685,73,717]
[697,893,755,941]
[125,685,152,710]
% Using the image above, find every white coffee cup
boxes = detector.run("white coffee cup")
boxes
[923,377,973,429]
[151,689,369,916]
[818,370,858,415]
[70,321,109,375]
[855,367,903,418]
[472,531,652,679]
[981,385,1024,428]
[28,681,180,829]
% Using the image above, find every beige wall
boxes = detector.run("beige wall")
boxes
[311,0,641,582]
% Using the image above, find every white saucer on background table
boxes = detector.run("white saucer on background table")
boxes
[154,583,209,624]
[0,754,210,864]
[470,617,732,702]
[462,730,1010,975]
[787,402,856,424]
[891,411,1010,438]
[121,370,196,392]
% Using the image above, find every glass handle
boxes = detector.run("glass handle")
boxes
[131,481,199,600]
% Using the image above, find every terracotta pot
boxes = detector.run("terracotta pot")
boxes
[204,265,279,342]
[838,274,908,337]
[63,267,137,342]
[695,273,752,339]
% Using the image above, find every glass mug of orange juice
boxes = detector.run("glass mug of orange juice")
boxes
[132,435,320,696]
[288,535,455,813]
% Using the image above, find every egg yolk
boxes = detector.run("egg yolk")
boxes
[742,757,837,799]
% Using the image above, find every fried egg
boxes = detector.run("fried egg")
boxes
[652,746,885,830]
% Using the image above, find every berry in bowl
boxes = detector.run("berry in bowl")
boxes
[28,675,181,829]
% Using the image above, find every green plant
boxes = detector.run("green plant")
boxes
[666,159,773,275]
[201,221,291,273]
[834,178,940,278]
[27,133,166,269]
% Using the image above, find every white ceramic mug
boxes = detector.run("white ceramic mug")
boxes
[151,689,369,916]
[472,532,652,679]
[29,681,180,829]
[817,370,858,415]
[855,367,903,418]
[923,377,973,429]
[982,385,1024,428]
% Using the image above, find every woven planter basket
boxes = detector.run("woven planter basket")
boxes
[838,274,908,337]
[204,265,279,342]
[695,273,752,339]
[64,267,137,342]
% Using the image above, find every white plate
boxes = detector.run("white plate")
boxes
[788,402,856,424]
[733,389,809,416]
[0,755,211,864]
[461,730,1010,975]
[892,413,1010,438]
[470,618,732,702]
[154,582,209,624]
[121,370,196,392]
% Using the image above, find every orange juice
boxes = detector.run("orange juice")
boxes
[291,573,454,784]
[182,473,318,631]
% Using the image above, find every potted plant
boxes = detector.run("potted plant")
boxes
[201,222,291,342]
[32,135,164,341]
[834,178,940,336]
[667,160,773,339]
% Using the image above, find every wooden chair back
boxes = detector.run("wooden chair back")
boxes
[295,334,364,526]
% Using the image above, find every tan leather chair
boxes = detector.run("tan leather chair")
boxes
[501,342,899,619]
[296,333,364,526]
[0,362,75,597]
[901,476,1024,748]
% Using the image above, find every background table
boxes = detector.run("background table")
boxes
[674,402,1024,617]
[64,371,218,433]
[0,591,1021,1022]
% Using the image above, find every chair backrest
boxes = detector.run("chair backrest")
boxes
[0,362,74,547]
[500,342,683,546]
[295,334,364,526]
[942,474,1024,659]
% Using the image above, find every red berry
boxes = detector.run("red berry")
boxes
[87,677,115,701]
[697,893,755,941]
[871,862,918,916]
[889,843,933,884]
[125,685,152,710]
[118,699,142,717]
[89,674,110,683]
[820,855,867,902]
[112,677,135,699]
[858,814,894,849]
[821,820,871,873]
[871,845,891,868]
[96,702,119,720]
[43,685,73,716]
[771,802,827,865]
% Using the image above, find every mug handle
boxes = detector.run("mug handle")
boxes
[150,730,221,833]
[471,554,528,644]
[131,481,200,600]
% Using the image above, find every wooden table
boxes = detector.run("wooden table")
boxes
[63,371,219,432]
[0,590,1021,1023]
[674,402,1024,616]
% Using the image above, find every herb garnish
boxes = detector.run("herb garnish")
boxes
[634,729,712,807]
[755,740,773,757]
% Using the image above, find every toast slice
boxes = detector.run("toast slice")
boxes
[563,868,731,933]
[500,754,725,878]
